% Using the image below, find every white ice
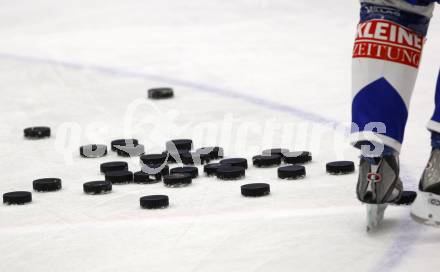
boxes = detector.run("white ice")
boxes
[0,1,439,271]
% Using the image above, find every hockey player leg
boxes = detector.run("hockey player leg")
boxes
[351,1,435,230]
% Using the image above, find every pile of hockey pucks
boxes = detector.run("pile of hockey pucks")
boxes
[87,138,231,208]
[10,121,362,207]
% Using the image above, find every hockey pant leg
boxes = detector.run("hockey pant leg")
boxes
[427,70,440,132]
[351,0,435,153]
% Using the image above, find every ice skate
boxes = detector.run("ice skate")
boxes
[357,155,403,231]
[411,149,440,227]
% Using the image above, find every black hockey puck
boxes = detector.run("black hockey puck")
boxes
[220,158,248,169]
[163,174,192,187]
[105,170,133,184]
[326,161,355,175]
[100,161,128,174]
[216,166,246,180]
[24,127,51,139]
[283,151,312,164]
[116,144,145,157]
[196,147,224,160]
[140,153,168,165]
[3,191,32,205]
[170,166,199,179]
[148,87,174,99]
[262,148,289,157]
[140,195,170,209]
[80,144,107,158]
[111,139,139,151]
[134,171,155,184]
[162,150,189,163]
[241,183,270,197]
[395,191,417,205]
[181,152,211,165]
[139,164,170,182]
[278,165,306,180]
[252,155,282,167]
[204,163,228,176]
[141,163,170,175]
[83,181,112,194]
[166,139,193,152]
[33,178,62,192]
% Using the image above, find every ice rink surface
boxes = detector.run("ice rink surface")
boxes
[0,1,439,271]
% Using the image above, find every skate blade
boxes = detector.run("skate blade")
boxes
[410,191,440,228]
[366,204,388,232]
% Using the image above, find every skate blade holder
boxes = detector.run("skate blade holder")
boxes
[411,191,440,227]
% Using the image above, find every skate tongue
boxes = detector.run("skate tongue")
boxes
[362,156,382,166]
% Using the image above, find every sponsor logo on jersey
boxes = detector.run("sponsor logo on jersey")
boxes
[353,19,424,68]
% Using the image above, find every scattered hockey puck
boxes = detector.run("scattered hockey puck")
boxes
[166,139,193,152]
[116,144,145,157]
[326,161,355,175]
[252,155,282,167]
[83,181,112,194]
[204,163,228,176]
[111,139,139,151]
[163,174,192,187]
[162,150,189,163]
[262,148,289,157]
[181,152,211,165]
[24,127,51,139]
[148,87,174,99]
[139,164,170,182]
[395,191,417,205]
[170,166,199,179]
[100,161,128,174]
[80,144,107,158]
[241,183,270,197]
[140,195,170,209]
[140,153,168,165]
[220,158,248,169]
[33,178,62,192]
[216,166,246,180]
[278,165,306,180]
[196,147,224,160]
[3,191,32,205]
[134,171,156,184]
[105,170,133,184]
[283,151,312,164]
[141,163,170,175]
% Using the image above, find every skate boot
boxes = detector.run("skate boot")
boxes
[411,149,440,227]
[357,155,403,231]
